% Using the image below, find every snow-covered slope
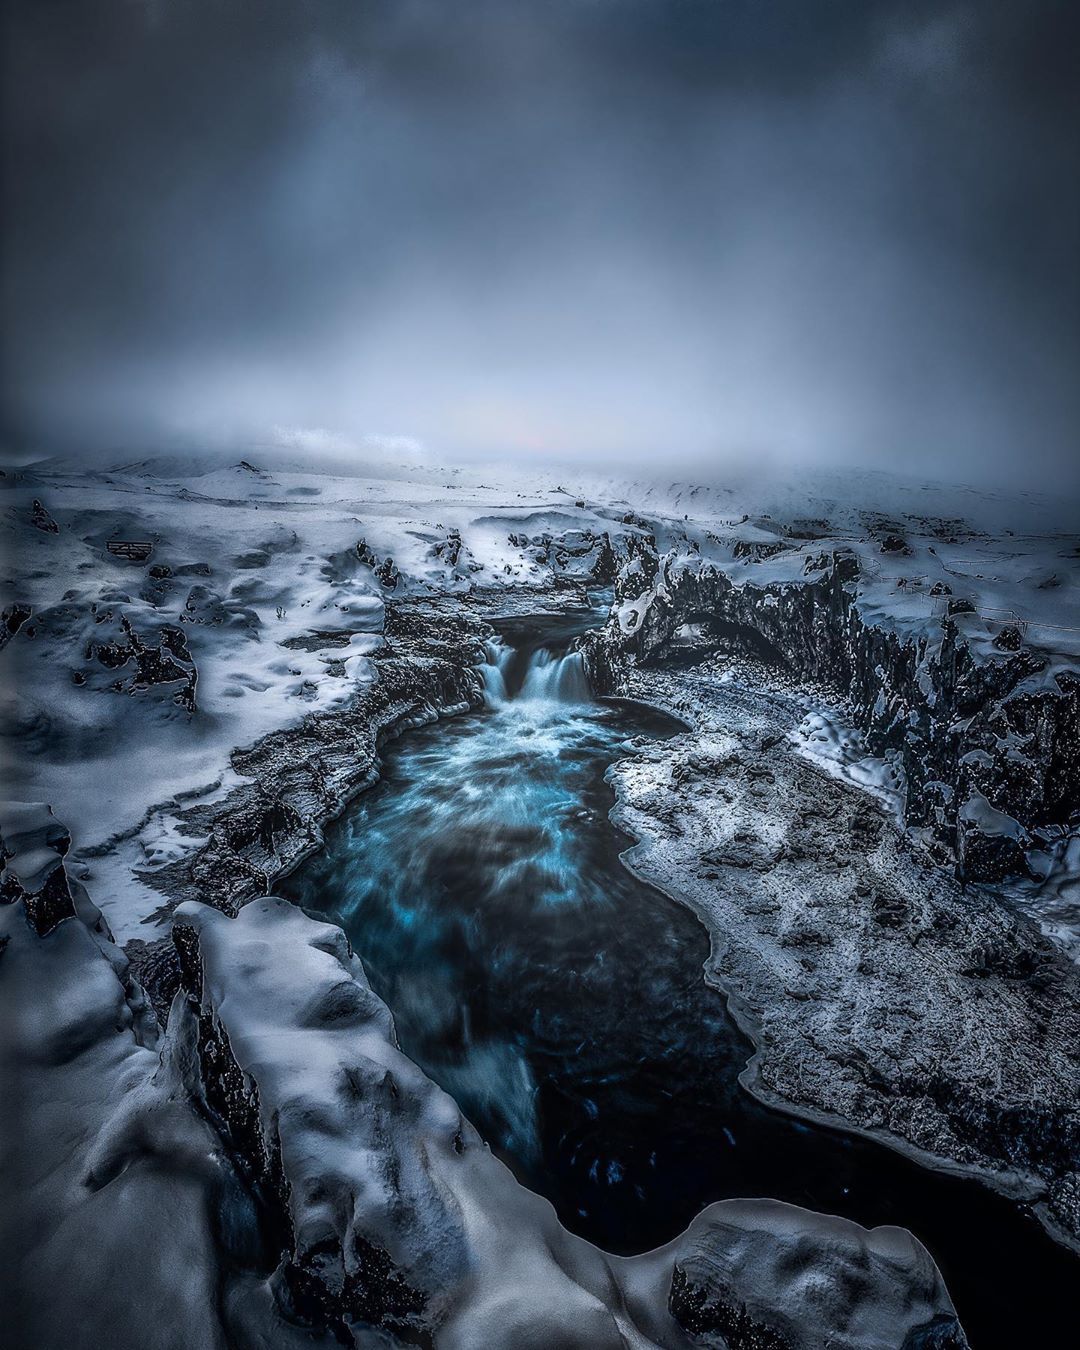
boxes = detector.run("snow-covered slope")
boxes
[3,452,1076,1345]
[1,809,968,1349]
[0,457,628,936]
[2,453,1077,944]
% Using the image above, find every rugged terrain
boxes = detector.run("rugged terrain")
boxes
[607,657,1080,1248]
[2,804,968,1350]
[584,539,1079,887]
[3,453,1078,1347]
[578,535,1080,1250]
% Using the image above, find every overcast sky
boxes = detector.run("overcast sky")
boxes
[3,1,1077,488]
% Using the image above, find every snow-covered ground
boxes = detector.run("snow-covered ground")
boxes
[790,705,907,817]
[4,451,1078,1347]
[1,455,629,936]
[2,451,1078,944]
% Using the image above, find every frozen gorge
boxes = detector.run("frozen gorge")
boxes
[3,453,1079,1349]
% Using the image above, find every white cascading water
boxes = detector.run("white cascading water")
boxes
[519,647,590,703]
[480,637,590,707]
[480,639,514,706]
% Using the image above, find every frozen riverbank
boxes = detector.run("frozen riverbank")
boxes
[281,618,1075,1345]
[3,454,1078,1347]
[604,655,1080,1254]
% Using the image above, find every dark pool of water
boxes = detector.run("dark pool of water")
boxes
[281,610,1076,1348]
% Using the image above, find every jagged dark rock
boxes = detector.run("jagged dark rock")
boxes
[89,613,199,712]
[0,601,32,651]
[374,555,400,589]
[30,498,60,533]
[582,546,1078,883]
[733,538,787,562]
[993,624,1023,652]
[0,802,77,935]
[591,531,620,582]
[144,605,488,919]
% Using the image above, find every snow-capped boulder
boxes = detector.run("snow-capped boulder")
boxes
[169,894,968,1349]
[663,1201,967,1350]
[0,842,227,1350]
[0,800,78,934]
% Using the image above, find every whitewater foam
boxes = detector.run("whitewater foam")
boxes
[481,638,590,707]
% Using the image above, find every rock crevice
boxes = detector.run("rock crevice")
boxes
[583,545,1079,882]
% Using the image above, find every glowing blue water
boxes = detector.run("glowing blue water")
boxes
[284,614,1076,1346]
[290,631,663,1165]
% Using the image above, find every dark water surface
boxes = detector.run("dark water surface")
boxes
[282,610,1075,1348]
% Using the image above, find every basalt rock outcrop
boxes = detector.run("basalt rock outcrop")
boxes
[169,894,969,1350]
[582,544,1079,883]
[0,801,79,935]
[86,612,199,713]
[142,606,489,927]
[0,800,161,1020]
[0,600,32,651]
[30,497,60,533]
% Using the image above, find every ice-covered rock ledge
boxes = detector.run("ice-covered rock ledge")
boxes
[2,802,969,1347]
[0,803,231,1350]
[124,604,492,1013]
[582,542,1079,884]
[169,892,969,1349]
[594,659,1080,1252]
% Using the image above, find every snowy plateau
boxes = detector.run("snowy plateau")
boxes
[2,452,1079,1350]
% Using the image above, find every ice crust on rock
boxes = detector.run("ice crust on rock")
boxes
[0,840,227,1348]
[0,799,87,936]
[595,656,1080,1249]
[2,454,1076,1343]
[659,1202,968,1350]
[169,893,968,1349]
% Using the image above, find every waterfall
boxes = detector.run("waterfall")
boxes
[519,648,590,704]
[480,639,514,706]
[480,637,590,707]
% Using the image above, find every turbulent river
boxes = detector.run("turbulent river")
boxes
[283,606,1074,1348]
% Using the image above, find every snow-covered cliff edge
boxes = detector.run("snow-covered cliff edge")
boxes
[583,539,1079,885]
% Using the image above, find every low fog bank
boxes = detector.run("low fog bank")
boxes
[4,1,1077,497]
[8,436,1078,535]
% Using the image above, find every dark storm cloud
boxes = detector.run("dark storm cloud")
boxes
[2,1,1078,487]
